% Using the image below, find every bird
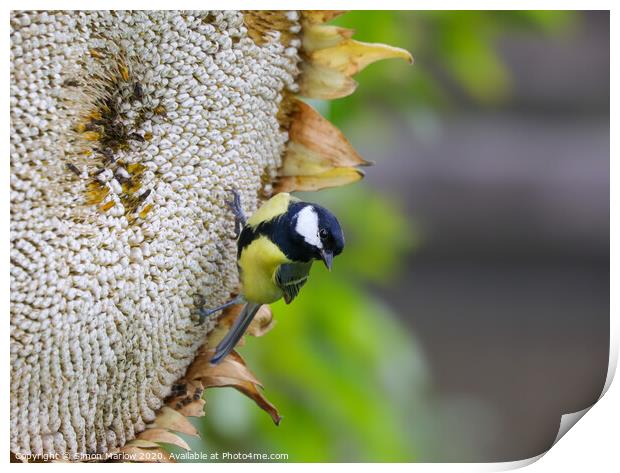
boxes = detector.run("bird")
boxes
[200,190,345,364]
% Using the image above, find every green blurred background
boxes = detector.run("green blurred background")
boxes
[175,11,609,462]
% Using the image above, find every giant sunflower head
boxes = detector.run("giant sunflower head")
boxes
[10,10,411,461]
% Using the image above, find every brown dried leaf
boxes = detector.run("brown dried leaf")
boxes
[219,303,245,327]
[275,167,364,193]
[286,99,369,170]
[246,305,276,337]
[193,348,263,387]
[216,304,276,336]
[183,341,281,425]
[124,439,161,449]
[202,374,281,426]
[204,321,234,350]
[173,398,206,417]
[147,406,199,437]
[236,385,281,426]
[137,428,190,451]
[204,304,274,351]
[277,99,369,191]
[184,346,217,378]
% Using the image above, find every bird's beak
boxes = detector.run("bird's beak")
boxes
[320,250,333,271]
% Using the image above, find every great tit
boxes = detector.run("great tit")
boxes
[201,191,345,364]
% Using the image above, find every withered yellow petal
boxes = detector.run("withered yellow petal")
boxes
[302,24,354,52]
[301,10,347,25]
[281,142,334,177]
[299,63,358,99]
[275,167,364,193]
[310,39,413,76]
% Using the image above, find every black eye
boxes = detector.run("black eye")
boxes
[319,228,328,240]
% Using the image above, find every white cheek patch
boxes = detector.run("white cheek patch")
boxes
[295,206,322,249]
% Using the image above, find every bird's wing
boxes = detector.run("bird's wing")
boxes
[274,261,313,304]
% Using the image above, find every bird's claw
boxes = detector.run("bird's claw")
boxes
[198,307,218,324]
[197,294,245,325]
[226,189,246,237]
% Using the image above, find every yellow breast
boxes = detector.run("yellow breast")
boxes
[238,236,290,304]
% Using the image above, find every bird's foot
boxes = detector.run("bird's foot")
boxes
[198,295,245,324]
[226,189,247,237]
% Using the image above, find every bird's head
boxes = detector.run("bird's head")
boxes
[291,204,344,270]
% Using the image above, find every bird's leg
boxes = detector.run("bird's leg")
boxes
[198,294,245,323]
[226,190,247,238]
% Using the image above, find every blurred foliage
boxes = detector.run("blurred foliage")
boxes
[329,11,576,133]
[183,11,577,462]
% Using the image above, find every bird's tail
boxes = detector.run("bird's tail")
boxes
[210,302,262,365]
